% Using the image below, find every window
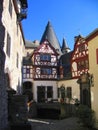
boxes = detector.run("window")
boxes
[77,61,85,70]
[17,24,18,36]
[26,68,30,73]
[41,68,52,75]
[47,86,53,98]
[40,54,51,61]
[6,33,11,57]
[60,86,65,99]
[58,88,60,98]
[16,53,19,68]
[67,87,72,98]
[96,48,98,64]
[9,0,12,17]
[79,44,85,52]
[23,66,33,79]
[77,60,89,70]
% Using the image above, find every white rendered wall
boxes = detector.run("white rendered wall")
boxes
[3,0,25,93]
[33,80,58,102]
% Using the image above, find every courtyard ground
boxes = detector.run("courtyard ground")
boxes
[28,117,97,130]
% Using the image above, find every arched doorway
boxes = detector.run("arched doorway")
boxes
[23,81,33,102]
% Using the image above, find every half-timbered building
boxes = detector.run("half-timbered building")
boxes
[22,22,61,103]
[71,35,91,107]
[22,19,98,127]
[71,35,89,78]
[58,35,90,105]
[23,39,59,102]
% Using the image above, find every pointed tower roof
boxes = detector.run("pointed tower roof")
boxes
[61,38,71,54]
[40,21,62,54]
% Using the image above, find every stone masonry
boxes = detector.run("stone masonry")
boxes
[0,0,8,129]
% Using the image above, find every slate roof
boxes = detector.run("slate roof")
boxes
[23,55,33,65]
[61,38,71,54]
[40,21,62,55]
[25,40,39,48]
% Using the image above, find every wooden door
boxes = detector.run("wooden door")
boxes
[37,86,45,102]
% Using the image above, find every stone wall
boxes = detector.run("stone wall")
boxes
[8,95,28,124]
[0,0,8,129]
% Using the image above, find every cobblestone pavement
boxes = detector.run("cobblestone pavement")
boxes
[28,117,91,130]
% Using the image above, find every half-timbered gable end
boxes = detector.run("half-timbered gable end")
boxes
[71,35,89,78]
[32,39,59,80]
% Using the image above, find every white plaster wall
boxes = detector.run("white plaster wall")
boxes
[22,79,33,83]
[2,0,25,93]
[33,80,58,102]
[58,79,80,101]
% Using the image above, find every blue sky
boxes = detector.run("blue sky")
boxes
[22,0,98,50]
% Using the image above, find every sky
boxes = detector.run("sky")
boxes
[22,0,98,50]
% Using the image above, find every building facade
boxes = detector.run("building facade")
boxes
[23,21,81,104]
[86,29,98,128]
[1,0,98,128]
[0,0,8,129]
[23,39,59,102]
[0,0,28,129]
[3,0,27,93]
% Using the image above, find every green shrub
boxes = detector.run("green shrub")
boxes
[77,105,95,128]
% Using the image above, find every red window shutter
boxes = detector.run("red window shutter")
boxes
[96,49,98,64]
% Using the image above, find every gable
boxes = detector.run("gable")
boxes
[71,36,89,78]
[72,36,88,61]
[34,39,59,55]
